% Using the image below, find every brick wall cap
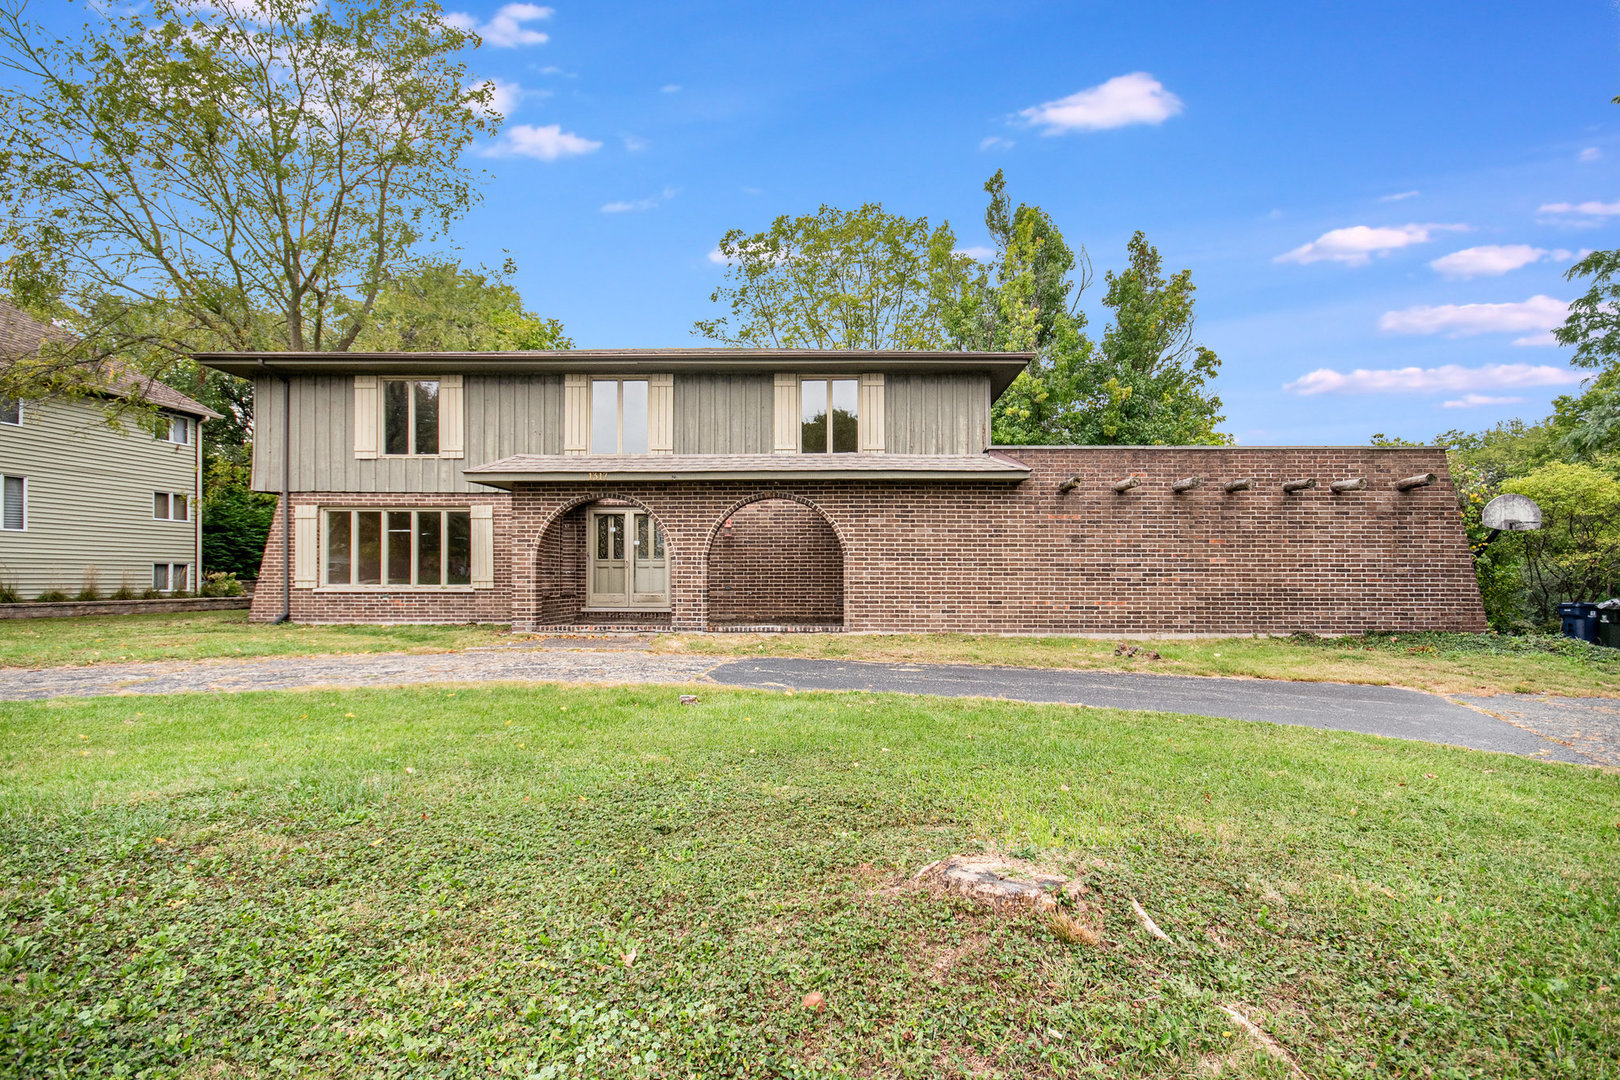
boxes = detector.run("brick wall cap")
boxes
[465,453,1031,488]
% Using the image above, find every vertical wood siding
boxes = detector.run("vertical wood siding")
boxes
[0,397,200,597]
[884,374,991,454]
[674,374,774,454]
[248,369,997,495]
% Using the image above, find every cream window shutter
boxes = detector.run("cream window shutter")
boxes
[470,503,494,588]
[354,376,378,458]
[772,373,799,453]
[294,504,319,589]
[438,374,464,458]
[648,373,674,454]
[859,373,885,453]
[563,374,589,455]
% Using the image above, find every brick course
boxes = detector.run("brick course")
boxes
[259,447,1488,634]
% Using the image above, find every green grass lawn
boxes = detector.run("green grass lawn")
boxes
[1,685,1615,1078]
[0,611,514,668]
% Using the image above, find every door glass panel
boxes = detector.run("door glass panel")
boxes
[445,512,471,585]
[596,513,610,559]
[384,380,409,454]
[621,380,649,453]
[416,510,442,585]
[387,511,413,584]
[356,511,382,584]
[800,379,828,453]
[590,380,618,453]
[831,379,858,452]
[413,381,440,455]
[636,513,649,556]
[652,519,665,558]
[611,515,624,560]
[326,511,352,585]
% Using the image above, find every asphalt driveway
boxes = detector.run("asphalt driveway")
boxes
[705,657,1602,764]
[0,648,1609,765]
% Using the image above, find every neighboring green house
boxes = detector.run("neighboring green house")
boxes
[0,301,219,600]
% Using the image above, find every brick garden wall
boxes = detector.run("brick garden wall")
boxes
[707,498,843,624]
[262,446,1488,634]
[251,492,513,623]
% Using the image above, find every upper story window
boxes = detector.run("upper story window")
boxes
[590,378,649,454]
[153,491,189,521]
[0,396,19,426]
[383,379,440,455]
[800,378,858,454]
[161,415,193,444]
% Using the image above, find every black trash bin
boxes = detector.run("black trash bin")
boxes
[1559,602,1600,643]
[1597,601,1620,649]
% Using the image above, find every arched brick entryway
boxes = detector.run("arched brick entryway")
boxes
[704,496,844,629]
[532,494,675,628]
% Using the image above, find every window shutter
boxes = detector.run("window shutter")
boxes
[470,503,495,588]
[354,376,378,459]
[563,374,589,455]
[648,373,674,454]
[294,504,318,589]
[438,374,464,458]
[772,373,799,453]
[859,373,885,453]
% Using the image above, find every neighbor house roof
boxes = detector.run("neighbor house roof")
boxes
[0,300,221,420]
[463,452,1033,487]
[193,348,1036,400]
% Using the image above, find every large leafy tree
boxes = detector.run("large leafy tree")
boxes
[1554,246,1620,458]
[693,204,966,348]
[354,260,573,351]
[0,0,494,405]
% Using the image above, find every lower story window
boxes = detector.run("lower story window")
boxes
[323,509,471,587]
[1,474,24,530]
[153,563,189,592]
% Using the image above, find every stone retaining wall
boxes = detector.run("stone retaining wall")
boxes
[0,596,251,619]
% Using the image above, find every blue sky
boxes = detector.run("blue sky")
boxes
[435,0,1620,444]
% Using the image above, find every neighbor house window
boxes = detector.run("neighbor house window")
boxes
[152,563,189,592]
[383,379,439,455]
[0,397,19,425]
[322,509,471,587]
[1,475,24,530]
[800,378,858,453]
[590,378,649,454]
[161,415,193,444]
[153,491,189,521]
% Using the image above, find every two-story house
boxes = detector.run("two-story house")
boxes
[1,302,220,599]
[198,349,1487,634]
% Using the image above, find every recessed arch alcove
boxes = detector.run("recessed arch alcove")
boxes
[704,495,844,630]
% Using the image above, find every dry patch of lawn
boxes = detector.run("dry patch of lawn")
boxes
[654,629,1620,697]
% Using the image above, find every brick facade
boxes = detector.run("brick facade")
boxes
[258,447,1488,634]
[707,498,843,625]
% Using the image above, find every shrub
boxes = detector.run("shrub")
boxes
[0,580,19,603]
[35,589,70,603]
[109,573,136,601]
[200,571,245,597]
[76,565,102,602]
[140,588,162,600]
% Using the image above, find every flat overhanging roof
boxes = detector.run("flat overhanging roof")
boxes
[194,348,1034,399]
[463,452,1032,488]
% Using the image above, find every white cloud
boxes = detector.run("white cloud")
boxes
[1275,223,1467,266]
[481,123,601,160]
[446,3,553,47]
[1537,199,1620,224]
[1378,295,1568,344]
[955,246,995,261]
[1428,244,1571,279]
[471,77,533,119]
[1443,393,1525,409]
[979,135,1014,151]
[1379,190,1420,202]
[660,83,682,93]
[601,187,676,213]
[1018,72,1183,134]
[621,133,649,152]
[1580,147,1603,163]
[706,247,730,265]
[1284,362,1583,397]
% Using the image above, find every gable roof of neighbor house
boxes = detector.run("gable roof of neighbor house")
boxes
[0,300,221,420]
[193,348,1036,400]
